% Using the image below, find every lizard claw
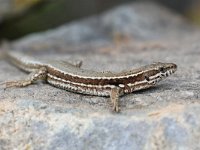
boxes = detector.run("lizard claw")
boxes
[74,60,82,68]
[0,81,11,90]
[0,81,16,90]
[112,102,120,113]
[113,106,120,113]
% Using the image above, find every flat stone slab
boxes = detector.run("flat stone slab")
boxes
[0,1,200,150]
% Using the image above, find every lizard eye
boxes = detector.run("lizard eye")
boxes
[159,67,165,73]
[145,75,150,81]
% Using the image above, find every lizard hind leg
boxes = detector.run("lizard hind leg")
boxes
[73,60,82,68]
[59,60,83,68]
[1,67,47,89]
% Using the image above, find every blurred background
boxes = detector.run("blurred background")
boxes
[0,0,200,41]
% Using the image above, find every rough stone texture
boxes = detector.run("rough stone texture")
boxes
[0,1,200,150]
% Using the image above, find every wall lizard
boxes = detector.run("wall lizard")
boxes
[1,51,177,112]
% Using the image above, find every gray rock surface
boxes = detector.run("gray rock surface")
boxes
[0,1,200,150]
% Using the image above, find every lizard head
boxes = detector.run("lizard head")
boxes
[144,62,177,84]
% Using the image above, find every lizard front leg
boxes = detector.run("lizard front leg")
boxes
[110,87,120,112]
[1,67,47,89]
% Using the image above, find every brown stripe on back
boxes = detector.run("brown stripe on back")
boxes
[47,75,112,91]
[47,66,159,86]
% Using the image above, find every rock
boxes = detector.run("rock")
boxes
[0,1,200,150]
[12,2,194,49]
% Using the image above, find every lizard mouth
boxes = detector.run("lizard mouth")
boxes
[149,67,177,85]
[163,68,176,77]
[160,63,177,78]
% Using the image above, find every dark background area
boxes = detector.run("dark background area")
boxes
[0,0,199,40]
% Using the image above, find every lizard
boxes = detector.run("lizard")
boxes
[0,50,177,112]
